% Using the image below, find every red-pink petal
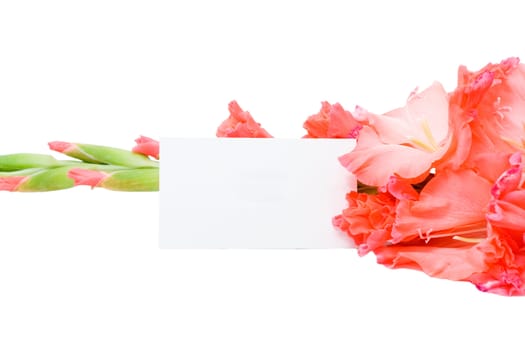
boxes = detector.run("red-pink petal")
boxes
[338,83,452,187]
[371,82,450,145]
[216,101,272,138]
[488,191,525,231]
[333,191,396,256]
[392,169,492,243]
[48,141,76,153]
[133,135,159,159]
[486,153,525,230]
[384,175,419,201]
[490,152,522,198]
[0,176,28,191]
[303,102,361,138]
[67,169,108,188]
[375,244,488,281]
[339,127,442,187]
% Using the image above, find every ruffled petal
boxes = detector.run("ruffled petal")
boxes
[392,169,492,243]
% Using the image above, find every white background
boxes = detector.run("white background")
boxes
[1,1,524,349]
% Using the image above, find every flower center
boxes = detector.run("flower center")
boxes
[493,96,512,119]
[409,118,439,152]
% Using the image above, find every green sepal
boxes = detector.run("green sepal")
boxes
[0,168,44,177]
[16,167,76,192]
[72,144,159,168]
[102,168,159,191]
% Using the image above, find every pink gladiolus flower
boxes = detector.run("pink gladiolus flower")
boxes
[372,226,523,295]
[0,176,28,191]
[216,101,272,138]
[339,82,452,187]
[303,102,362,138]
[335,148,525,295]
[208,57,525,295]
[450,57,525,176]
[133,135,159,159]
[329,58,525,296]
[68,168,108,188]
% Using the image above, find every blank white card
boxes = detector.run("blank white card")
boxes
[159,138,356,249]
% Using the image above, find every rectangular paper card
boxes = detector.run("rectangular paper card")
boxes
[159,138,356,249]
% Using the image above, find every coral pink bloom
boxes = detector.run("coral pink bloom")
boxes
[332,191,396,256]
[450,57,525,176]
[339,82,452,187]
[133,135,159,159]
[392,168,492,243]
[303,102,361,138]
[374,227,525,296]
[368,153,525,296]
[0,176,28,191]
[68,169,108,188]
[469,152,525,296]
[216,101,272,138]
[362,167,496,283]
[453,57,521,112]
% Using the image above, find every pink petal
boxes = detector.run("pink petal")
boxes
[216,101,272,138]
[303,102,361,138]
[486,153,525,230]
[453,57,525,157]
[332,191,396,256]
[488,191,525,231]
[339,83,452,187]
[0,176,28,191]
[490,152,522,198]
[392,169,492,243]
[67,169,108,188]
[384,175,419,201]
[375,244,488,281]
[468,232,525,296]
[133,135,159,159]
[370,82,450,146]
[339,127,443,186]
[48,141,76,153]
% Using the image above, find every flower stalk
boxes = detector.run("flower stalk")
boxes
[0,137,159,192]
[48,141,159,168]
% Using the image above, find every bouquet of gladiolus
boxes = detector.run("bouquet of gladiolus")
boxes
[2,57,524,297]
[0,137,159,191]
[216,57,525,297]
